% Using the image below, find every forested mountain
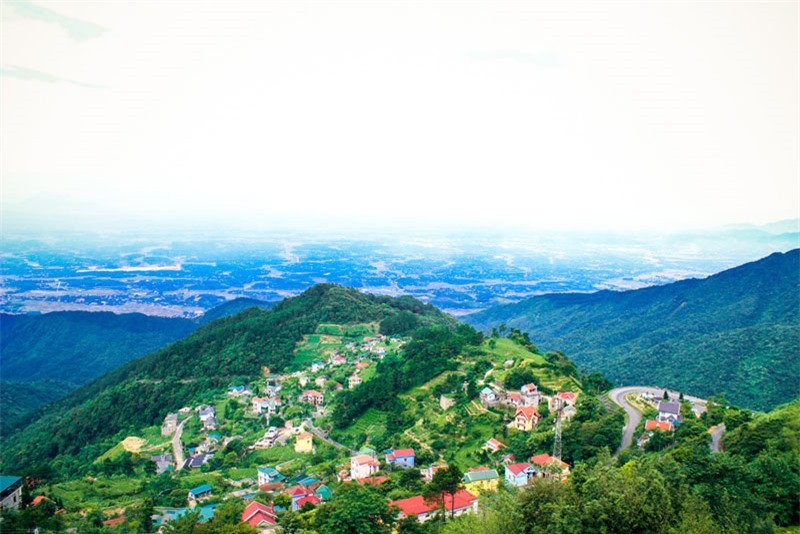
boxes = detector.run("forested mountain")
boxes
[1,285,456,475]
[465,250,800,411]
[0,298,274,433]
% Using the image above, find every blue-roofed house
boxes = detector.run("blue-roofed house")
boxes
[188,484,213,505]
[0,476,23,511]
[154,504,218,526]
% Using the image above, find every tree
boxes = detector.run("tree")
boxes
[425,464,464,520]
[210,498,247,527]
[315,483,397,534]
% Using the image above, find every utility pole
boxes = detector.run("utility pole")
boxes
[553,401,563,464]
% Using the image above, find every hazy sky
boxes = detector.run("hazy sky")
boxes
[2,1,798,233]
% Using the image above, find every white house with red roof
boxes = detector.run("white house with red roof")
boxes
[529,454,570,479]
[506,392,522,407]
[241,501,278,529]
[504,463,535,487]
[390,490,478,523]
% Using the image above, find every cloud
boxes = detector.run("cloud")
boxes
[467,50,562,68]
[0,64,103,88]
[4,0,107,42]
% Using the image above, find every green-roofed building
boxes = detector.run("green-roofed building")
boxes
[315,484,333,501]
[0,476,23,511]
[462,468,499,494]
[188,483,213,505]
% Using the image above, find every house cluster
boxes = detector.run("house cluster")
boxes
[638,399,682,446]
[339,447,417,483]
[479,382,579,433]
[504,453,571,486]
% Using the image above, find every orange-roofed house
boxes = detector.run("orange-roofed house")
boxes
[390,490,478,523]
[295,432,315,454]
[241,501,277,529]
[514,406,542,432]
[483,438,506,453]
[645,420,674,432]
[529,453,571,479]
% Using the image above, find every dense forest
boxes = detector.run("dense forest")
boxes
[466,249,800,411]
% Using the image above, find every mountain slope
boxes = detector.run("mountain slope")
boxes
[1,285,456,473]
[464,250,800,411]
[0,298,275,431]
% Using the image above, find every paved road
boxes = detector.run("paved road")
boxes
[608,386,709,456]
[304,418,356,454]
[709,424,726,453]
[173,417,189,470]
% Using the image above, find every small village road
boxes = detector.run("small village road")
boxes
[173,417,188,470]
[710,424,726,453]
[609,386,710,456]
[304,418,356,454]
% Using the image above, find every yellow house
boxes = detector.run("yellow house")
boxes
[295,432,315,454]
[514,406,541,432]
[462,468,499,494]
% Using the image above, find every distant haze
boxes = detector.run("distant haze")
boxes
[2,1,798,232]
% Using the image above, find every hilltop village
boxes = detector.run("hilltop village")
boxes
[1,323,589,531]
[144,329,579,529]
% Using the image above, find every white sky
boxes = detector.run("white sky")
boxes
[2,1,798,232]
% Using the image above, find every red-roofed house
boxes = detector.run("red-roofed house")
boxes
[506,393,522,406]
[386,448,415,468]
[529,453,571,479]
[390,490,478,523]
[102,516,126,527]
[242,501,277,528]
[514,406,542,432]
[555,391,578,408]
[645,420,674,432]
[504,463,534,487]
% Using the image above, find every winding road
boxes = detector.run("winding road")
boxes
[173,417,189,470]
[608,386,710,456]
[303,418,356,454]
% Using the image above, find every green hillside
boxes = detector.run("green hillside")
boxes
[1,285,456,475]
[465,250,800,411]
